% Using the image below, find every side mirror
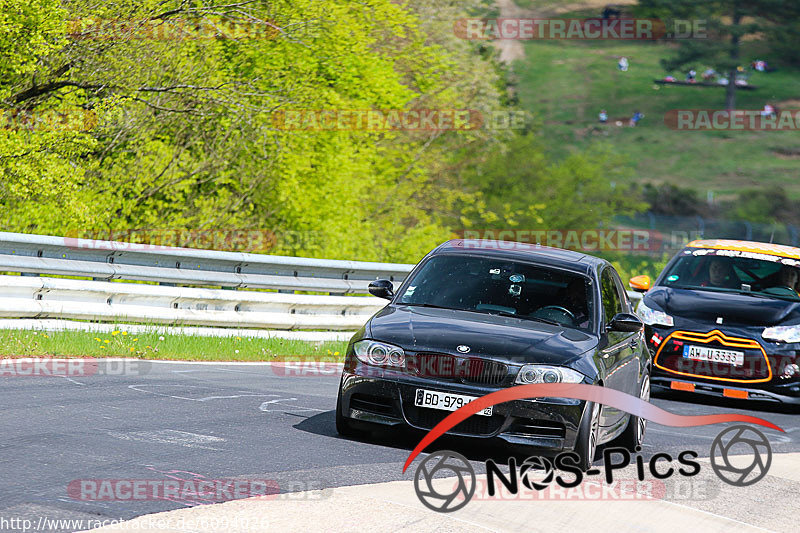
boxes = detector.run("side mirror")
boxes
[608,312,643,333]
[368,279,394,300]
[629,275,651,293]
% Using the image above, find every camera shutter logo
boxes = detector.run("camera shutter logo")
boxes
[710,425,772,487]
[414,451,475,512]
[519,456,554,491]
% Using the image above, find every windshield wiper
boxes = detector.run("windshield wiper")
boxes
[517,315,562,326]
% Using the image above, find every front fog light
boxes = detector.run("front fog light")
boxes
[515,365,584,384]
[353,340,405,367]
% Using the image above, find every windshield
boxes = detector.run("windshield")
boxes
[660,248,800,301]
[396,254,594,331]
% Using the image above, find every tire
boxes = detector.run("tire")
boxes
[615,369,651,451]
[335,387,363,438]
[574,399,601,471]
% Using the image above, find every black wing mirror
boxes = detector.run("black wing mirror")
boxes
[608,312,643,332]
[368,279,394,300]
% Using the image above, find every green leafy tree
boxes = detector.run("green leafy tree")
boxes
[460,134,647,233]
[1,0,513,262]
[727,186,800,225]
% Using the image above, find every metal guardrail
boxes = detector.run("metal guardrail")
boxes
[0,231,413,294]
[0,231,413,335]
[0,231,643,336]
[0,275,384,330]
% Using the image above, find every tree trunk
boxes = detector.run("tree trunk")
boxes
[726,3,741,111]
[725,70,736,111]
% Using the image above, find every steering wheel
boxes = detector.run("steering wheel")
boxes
[537,306,575,319]
[533,305,576,325]
[765,285,799,296]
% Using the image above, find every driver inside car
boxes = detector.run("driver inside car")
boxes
[699,257,741,289]
[775,265,800,295]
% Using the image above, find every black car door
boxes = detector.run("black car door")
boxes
[597,267,635,427]
[611,268,642,395]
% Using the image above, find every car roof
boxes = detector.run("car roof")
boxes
[431,239,606,275]
[686,239,800,260]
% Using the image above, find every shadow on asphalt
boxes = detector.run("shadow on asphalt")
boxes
[652,388,800,415]
[294,410,564,466]
[293,391,798,469]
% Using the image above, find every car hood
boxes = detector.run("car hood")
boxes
[366,305,597,366]
[646,286,800,326]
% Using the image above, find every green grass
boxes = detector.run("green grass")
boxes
[0,329,348,361]
[514,38,800,198]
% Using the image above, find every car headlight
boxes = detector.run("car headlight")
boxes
[762,324,800,343]
[636,299,674,327]
[353,340,405,367]
[515,364,585,384]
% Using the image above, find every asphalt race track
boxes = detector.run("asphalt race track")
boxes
[1,361,798,532]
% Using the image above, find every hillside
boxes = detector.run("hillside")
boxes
[509,2,800,199]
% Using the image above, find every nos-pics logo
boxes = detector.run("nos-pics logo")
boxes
[414,424,772,513]
[404,383,781,512]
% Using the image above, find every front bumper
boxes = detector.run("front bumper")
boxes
[339,365,588,452]
[646,324,800,404]
[651,375,800,404]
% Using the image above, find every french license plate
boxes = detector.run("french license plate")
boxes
[682,345,744,366]
[414,389,493,416]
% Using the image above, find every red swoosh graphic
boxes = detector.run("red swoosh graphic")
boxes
[402,383,784,473]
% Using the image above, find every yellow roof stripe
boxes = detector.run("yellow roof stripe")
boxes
[686,239,800,260]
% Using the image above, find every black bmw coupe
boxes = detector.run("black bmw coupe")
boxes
[336,239,649,469]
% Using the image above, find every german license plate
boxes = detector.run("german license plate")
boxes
[682,345,744,366]
[414,389,493,416]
